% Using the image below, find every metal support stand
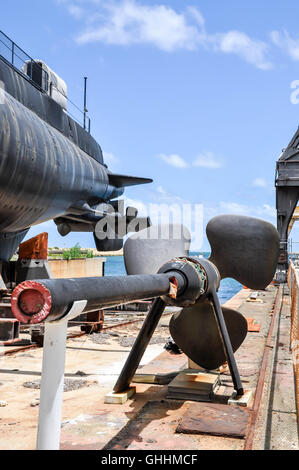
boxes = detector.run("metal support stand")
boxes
[36,300,87,450]
[113,297,166,393]
[211,288,244,396]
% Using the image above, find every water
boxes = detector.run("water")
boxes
[103,252,242,304]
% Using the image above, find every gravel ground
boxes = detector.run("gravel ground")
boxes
[23,379,89,392]
[90,332,112,344]
[87,311,173,350]
[90,329,169,348]
[118,335,168,348]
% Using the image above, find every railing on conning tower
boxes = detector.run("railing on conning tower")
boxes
[0,30,91,133]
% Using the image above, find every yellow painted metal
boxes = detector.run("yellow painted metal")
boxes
[288,206,299,234]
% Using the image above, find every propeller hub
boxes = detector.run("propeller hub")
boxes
[158,256,220,307]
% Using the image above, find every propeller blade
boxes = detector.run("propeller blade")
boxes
[124,224,191,275]
[169,298,248,370]
[207,215,279,290]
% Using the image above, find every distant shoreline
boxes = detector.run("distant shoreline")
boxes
[95,250,124,257]
[48,249,211,258]
[48,247,124,257]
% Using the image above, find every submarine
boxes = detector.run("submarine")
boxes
[0,30,152,263]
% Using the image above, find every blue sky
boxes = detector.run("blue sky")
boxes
[2,0,299,250]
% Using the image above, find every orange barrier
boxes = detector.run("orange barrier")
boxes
[18,233,48,260]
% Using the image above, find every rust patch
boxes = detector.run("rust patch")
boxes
[11,281,52,324]
[169,278,178,299]
[247,318,261,332]
[176,402,251,439]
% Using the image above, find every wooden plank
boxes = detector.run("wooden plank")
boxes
[167,371,220,401]
[228,390,253,408]
[104,387,136,404]
[168,371,220,392]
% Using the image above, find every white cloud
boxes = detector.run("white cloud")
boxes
[124,196,148,216]
[215,30,272,70]
[59,1,272,70]
[159,151,224,169]
[203,200,275,220]
[260,204,276,218]
[271,30,299,61]
[159,153,189,168]
[218,201,276,219]
[68,5,85,19]
[192,151,223,169]
[154,185,185,203]
[219,201,250,215]
[253,177,267,188]
[76,1,203,51]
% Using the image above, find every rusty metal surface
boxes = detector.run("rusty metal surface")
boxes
[1,342,38,356]
[69,310,104,333]
[104,401,190,451]
[1,285,292,450]
[176,402,251,439]
[0,318,20,345]
[247,318,261,332]
[18,233,48,260]
[0,302,13,319]
[56,286,297,450]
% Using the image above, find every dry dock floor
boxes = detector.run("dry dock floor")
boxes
[0,285,298,450]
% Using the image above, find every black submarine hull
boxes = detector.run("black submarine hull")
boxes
[0,88,118,234]
[0,37,152,263]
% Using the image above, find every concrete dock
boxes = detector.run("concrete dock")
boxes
[0,284,298,450]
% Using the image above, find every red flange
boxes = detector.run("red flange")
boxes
[11,281,52,324]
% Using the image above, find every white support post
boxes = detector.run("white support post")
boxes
[36,300,87,450]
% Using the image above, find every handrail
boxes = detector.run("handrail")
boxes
[0,31,48,90]
[0,30,91,133]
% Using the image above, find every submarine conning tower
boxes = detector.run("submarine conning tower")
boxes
[21,59,68,111]
[0,30,103,164]
[0,30,152,262]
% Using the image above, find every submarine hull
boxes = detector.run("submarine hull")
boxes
[0,89,116,234]
[0,37,152,263]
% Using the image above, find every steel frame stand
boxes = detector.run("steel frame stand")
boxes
[114,295,244,397]
[211,288,244,396]
[36,300,87,450]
